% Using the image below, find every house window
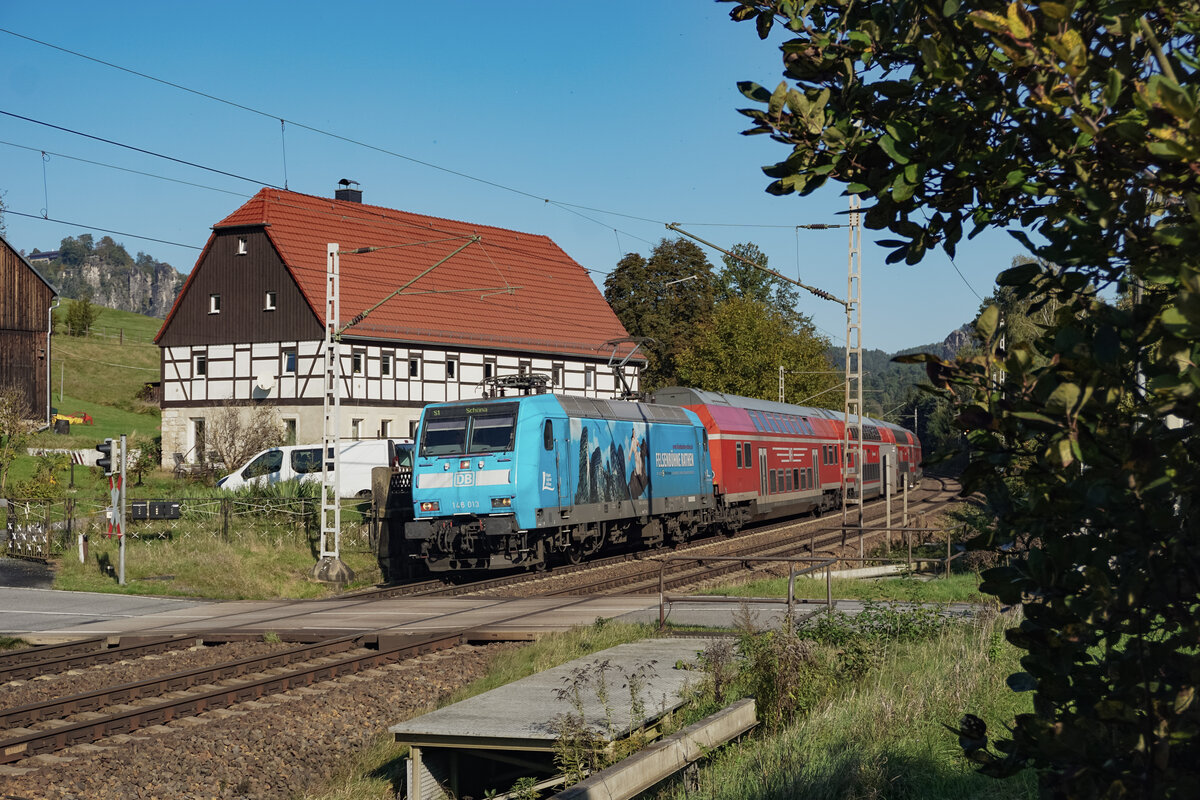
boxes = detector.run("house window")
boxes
[351,418,363,439]
[191,418,206,463]
[381,354,391,377]
[585,367,595,389]
[283,418,297,446]
[283,349,296,374]
[209,294,221,314]
[447,359,457,380]
[236,237,247,255]
[484,361,495,379]
[264,291,277,311]
[194,354,207,377]
[380,419,391,438]
[409,419,420,438]
[552,363,563,387]
[409,357,421,378]
[352,350,365,375]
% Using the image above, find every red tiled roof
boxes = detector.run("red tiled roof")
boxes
[162,189,639,361]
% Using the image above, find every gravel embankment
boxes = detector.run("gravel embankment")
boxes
[0,641,516,800]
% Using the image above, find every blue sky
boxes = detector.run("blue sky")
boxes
[1,2,1017,351]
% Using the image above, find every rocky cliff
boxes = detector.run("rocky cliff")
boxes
[32,234,185,318]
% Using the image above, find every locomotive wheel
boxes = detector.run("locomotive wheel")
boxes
[565,545,585,565]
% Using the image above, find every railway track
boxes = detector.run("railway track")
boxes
[0,477,962,771]
[0,590,648,767]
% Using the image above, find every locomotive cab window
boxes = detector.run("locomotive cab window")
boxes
[470,412,516,453]
[543,419,554,450]
[421,403,519,457]
[422,417,468,456]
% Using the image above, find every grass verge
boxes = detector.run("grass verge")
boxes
[703,571,993,604]
[51,529,382,599]
[650,609,1035,800]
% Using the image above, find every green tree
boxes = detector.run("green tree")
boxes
[715,242,802,322]
[676,296,838,405]
[604,238,715,390]
[64,295,100,336]
[0,387,35,494]
[57,234,94,268]
[729,1,1200,796]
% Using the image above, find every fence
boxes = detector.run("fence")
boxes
[1,496,375,560]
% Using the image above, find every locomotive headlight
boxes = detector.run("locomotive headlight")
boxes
[491,497,512,508]
[420,501,440,512]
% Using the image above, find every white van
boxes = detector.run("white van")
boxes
[217,439,412,498]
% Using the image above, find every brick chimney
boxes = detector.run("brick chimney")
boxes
[335,179,362,203]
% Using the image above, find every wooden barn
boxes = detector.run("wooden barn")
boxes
[155,185,643,467]
[0,233,58,425]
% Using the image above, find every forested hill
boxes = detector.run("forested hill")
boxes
[827,323,973,417]
[30,234,185,318]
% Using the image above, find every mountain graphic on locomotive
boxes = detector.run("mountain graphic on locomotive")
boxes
[397,387,921,574]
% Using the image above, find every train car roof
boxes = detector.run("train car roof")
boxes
[420,393,697,425]
[652,386,913,436]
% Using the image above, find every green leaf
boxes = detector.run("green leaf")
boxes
[1046,382,1082,414]
[1006,2,1033,39]
[976,304,1001,341]
[768,81,788,117]
[1103,69,1123,107]
[878,134,911,165]
[997,261,1041,287]
[737,81,772,103]
[942,0,961,16]
[756,9,775,39]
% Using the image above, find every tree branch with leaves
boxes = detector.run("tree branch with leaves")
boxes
[728,0,1199,795]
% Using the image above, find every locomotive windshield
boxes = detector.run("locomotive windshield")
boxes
[468,411,516,453]
[419,402,519,456]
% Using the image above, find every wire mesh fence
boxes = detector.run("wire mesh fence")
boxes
[2,496,376,559]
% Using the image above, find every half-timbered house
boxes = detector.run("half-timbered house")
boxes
[0,233,58,424]
[155,186,643,466]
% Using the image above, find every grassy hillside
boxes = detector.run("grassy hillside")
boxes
[41,301,162,447]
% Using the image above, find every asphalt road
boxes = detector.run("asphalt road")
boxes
[0,556,54,589]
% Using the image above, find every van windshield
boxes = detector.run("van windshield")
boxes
[419,402,519,457]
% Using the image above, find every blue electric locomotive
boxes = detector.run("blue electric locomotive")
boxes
[404,394,715,572]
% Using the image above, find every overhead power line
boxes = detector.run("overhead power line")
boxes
[0,110,282,189]
[0,29,674,244]
[0,139,249,197]
[5,209,204,250]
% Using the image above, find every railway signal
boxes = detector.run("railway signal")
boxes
[98,435,127,586]
[96,438,115,476]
